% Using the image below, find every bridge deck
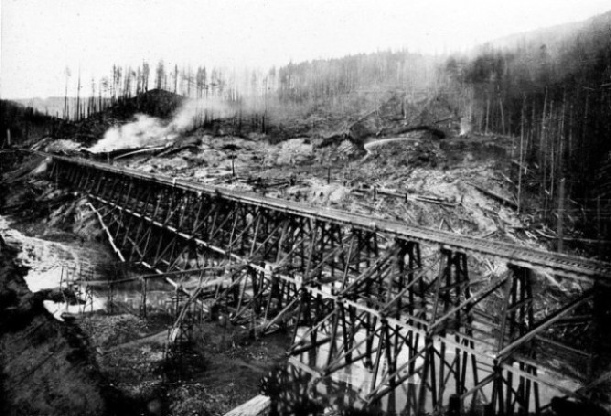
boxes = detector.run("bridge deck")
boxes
[26,150,611,413]
[47,153,611,281]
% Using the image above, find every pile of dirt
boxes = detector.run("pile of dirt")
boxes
[307,179,350,205]
[363,134,441,170]
[43,139,82,153]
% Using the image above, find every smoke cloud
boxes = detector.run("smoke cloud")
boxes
[89,114,174,153]
[89,97,235,153]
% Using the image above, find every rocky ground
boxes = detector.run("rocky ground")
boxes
[110,129,546,252]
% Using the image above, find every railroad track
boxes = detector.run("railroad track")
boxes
[44,152,611,281]
[7,149,608,413]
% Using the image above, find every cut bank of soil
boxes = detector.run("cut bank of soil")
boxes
[0,236,140,416]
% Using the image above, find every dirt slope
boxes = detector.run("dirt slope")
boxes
[0,235,136,416]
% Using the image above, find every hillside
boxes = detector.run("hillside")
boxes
[440,10,611,247]
[486,9,611,54]
[0,100,58,147]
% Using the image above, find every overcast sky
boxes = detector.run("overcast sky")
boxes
[1,0,610,99]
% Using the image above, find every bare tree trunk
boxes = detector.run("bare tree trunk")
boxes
[518,99,525,212]
[598,196,603,257]
[76,71,81,121]
[580,91,589,175]
[485,96,490,134]
[64,68,70,119]
[540,91,547,167]
[557,178,565,253]
[549,101,556,202]
[499,96,506,136]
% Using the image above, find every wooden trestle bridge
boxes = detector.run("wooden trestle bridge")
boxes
[44,154,611,415]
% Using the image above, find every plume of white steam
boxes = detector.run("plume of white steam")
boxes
[89,114,175,153]
[89,97,235,153]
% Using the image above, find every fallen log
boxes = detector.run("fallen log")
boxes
[113,147,165,160]
[352,186,458,207]
[156,144,199,158]
[224,394,270,416]
[469,182,518,210]
[511,160,530,174]
[416,195,458,207]
[376,125,446,139]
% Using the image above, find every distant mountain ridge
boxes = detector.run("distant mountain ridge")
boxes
[483,9,611,54]
[11,96,109,119]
